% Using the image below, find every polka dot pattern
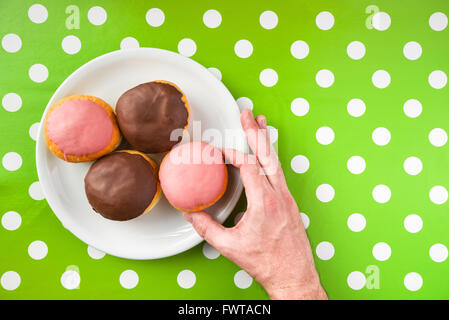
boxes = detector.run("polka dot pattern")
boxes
[316,241,335,260]
[2,34,22,53]
[1,1,448,300]
[234,270,253,289]
[62,35,81,55]
[259,11,278,30]
[120,270,139,289]
[28,240,48,260]
[2,93,22,112]
[259,68,278,87]
[61,269,80,290]
[203,10,222,29]
[146,8,164,27]
[404,214,423,233]
[234,40,253,58]
[178,38,196,57]
[28,4,48,24]
[177,270,196,289]
[88,6,107,26]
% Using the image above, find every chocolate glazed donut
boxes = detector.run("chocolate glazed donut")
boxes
[84,151,161,221]
[115,81,190,153]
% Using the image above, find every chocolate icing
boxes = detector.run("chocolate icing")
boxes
[84,152,158,221]
[116,82,189,153]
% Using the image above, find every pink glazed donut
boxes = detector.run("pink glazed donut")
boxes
[159,141,228,212]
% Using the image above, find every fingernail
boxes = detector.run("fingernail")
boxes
[182,212,193,222]
[260,115,267,128]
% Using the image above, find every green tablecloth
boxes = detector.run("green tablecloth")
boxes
[1,0,448,299]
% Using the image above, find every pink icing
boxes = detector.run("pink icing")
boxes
[159,142,226,211]
[46,99,114,156]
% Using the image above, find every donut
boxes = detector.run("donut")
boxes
[44,95,121,162]
[84,150,161,221]
[159,141,228,212]
[116,81,190,154]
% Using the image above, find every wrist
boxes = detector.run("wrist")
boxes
[263,271,328,300]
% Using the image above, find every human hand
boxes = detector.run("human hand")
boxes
[183,110,327,300]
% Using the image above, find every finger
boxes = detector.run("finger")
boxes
[240,110,285,189]
[222,148,268,206]
[183,212,234,251]
[255,115,267,129]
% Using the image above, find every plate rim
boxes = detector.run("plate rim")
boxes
[35,47,245,260]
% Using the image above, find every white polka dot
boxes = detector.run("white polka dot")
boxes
[234,270,253,289]
[347,156,366,175]
[234,212,244,225]
[428,70,447,89]
[61,270,80,290]
[178,38,196,57]
[404,214,423,233]
[87,246,106,260]
[61,35,81,55]
[372,12,391,31]
[316,184,335,203]
[88,6,107,26]
[429,244,448,263]
[177,269,196,289]
[29,122,40,141]
[120,37,139,50]
[300,212,310,229]
[28,4,48,24]
[372,242,391,261]
[202,243,220,259]
[403,99,422,118]
[315,69,334,88]
[347,213,366,232]
[429,185,448,205]
[28,240,48,260]
[347,271,366,290]
[2,152,22,171]
[347,98,366,117]
[372,184,391,203]
[146,8,164,27]
[291,155,309,174]
[236,97,253,111]
[2,34,22,53]
[403,41,422,60]
[29,64,48,83]
[1,211,21,231]
[403,157,423,175]
[267,125,278,144]
[429,12,448,31]
[429,128,448,147]
[259,11,278,30]
[290,41,309,59]
[291,98,309,117]
[120,270,139,289]
[259,69,278,87]
[404,272,423,291]
[372,70,391,88]
[1,271,21,291]
[316,126,334,145]
[203,9,221,28]
[234,39,253,58]
[2,93,22,112]
[316,11,334,30]
[29,181,44,200]
[347,41,365,60]
[316,241,335,260]
[208,67,222,80]
[372,127,391,146]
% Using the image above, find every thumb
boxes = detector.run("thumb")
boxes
[183,211,234,251]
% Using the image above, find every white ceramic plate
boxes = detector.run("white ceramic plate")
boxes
[36,48,246,260]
